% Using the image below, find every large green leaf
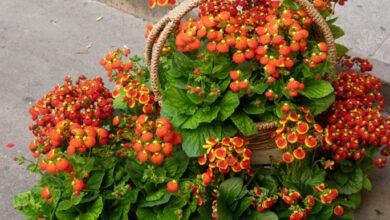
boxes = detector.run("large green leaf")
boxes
[338,168,363,195]
[86,171,105,191]
[230,111,258,136]
[146,189,165,201]
[301,93,335,115]
[217,91,240,121]
[84,197,103,219]
[217,198,233,220]
[173,151,190,179]
[219,177,244,205]
[234,197,252,218]
[300,80,334,99]
[334,170,349,186]
[181,106,220,129]
[163,87,197,115]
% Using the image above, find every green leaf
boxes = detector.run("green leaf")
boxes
[219,177,244,205]
[308,170,326,186]
[181,106,220,129]
[163,157,178,178]
[217,198,233,220]
[339,208,354,219]
[230,111,258,136]
[336,43,349,57]
[146,189,165,201]
[86,171,105,191]
[139,192,172,207]
[338,168,363,195]
[316,205,333,220]
[136,208,158,220]
[334,170,349,186]
[301,93,335,115]
[14,191,36,217]
[254,83,269,95]
[329,23,345,39]
[56,209,78,220]
[234,197,252,218]
[217,91,240,121]
[253,210,278,220]
[349,192,361,208]
[57,200,72,211]
[26,163,40,173]
[163,87,197,115]
[300,79,334,99]
[103,167,115,188]
[363,176,372,191]
[243,98,266,115]
[173,151,189,179]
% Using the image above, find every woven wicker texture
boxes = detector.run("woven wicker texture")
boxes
[144,0,336,160]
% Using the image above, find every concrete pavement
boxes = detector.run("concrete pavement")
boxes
[0,0,389,219]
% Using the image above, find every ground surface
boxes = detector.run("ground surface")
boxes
[0,0,389,219]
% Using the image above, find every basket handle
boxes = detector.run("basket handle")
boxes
[145,0,337,102]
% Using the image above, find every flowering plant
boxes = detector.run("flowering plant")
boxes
[9,0,390,220]
[156,0,346,156]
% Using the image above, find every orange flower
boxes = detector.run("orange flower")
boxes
[288,113,299,122]
[293,147,305,159]
[282,152,294,163]
[215,147,227,160]
[305,136,317,148]
[296,122,309,134]
[276,135,288,149]
[287,132,298,143]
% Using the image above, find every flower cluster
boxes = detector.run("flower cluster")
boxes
[324,71,390,166]
[28,76,113,159]
[273,108,324,163]
[338,55,373,73]
[250,184,340,220]
[111,114,182,164]
[175,0,328,73]
[100,49,155,114]
[198,137,253,185]
[249,186,278,213]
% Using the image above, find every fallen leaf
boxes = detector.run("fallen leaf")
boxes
[1,45,5,48]
[50,20,57,25]
[86,43,92,49]
[109,45,115,48]
[375,209,384,215]
[76,50,89,54]
[96,16,104,22]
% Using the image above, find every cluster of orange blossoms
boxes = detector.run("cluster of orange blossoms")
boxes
[324,71,389,167]
[249,184,340,220]
[27,76,114,200]
[28,76,113,158]
[273,108,324,163]
[100,48,155,114]
[111,114,182,164]
[198,137,253,186]
[175,0,328,75]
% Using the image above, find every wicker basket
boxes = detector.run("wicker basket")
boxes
[145,0,337,164]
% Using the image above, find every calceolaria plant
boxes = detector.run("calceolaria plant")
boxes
[9,0,390,219]
[156,0,345,156]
